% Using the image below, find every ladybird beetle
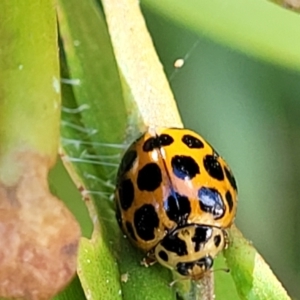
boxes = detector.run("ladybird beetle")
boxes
[115,128,237,280]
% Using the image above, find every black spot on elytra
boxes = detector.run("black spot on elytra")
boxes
[134,204,159,241]
[143,137,158,152]
[158,250,169,262]
[137,163,162,191]
[125,221,137,241]
[214,234,221,248]
[143,134,174,152]
[171,155,200,180]
[159,134,174,147]
[192,226,212,252]
[161,232,187,256]
[164,192,191,225]
[225,191,234,213]
[118,179,135,210]
[203,155,224,181]
[118,150,137,177]
[224,167,238,191]
[182,134,204,149]
[198,187,225,219]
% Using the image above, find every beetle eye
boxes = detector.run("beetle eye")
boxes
[176,256,214,276]
[176,262,191,276]
[200,256,213,270]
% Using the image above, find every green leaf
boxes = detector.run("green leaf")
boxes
[58,0,125,297]
[0,1,80,299]
[102,0,182,129]
[54,276,86,300]
[0,0,60,170]
[49,157,93,238]
[224,226,291,300]
[214,254,240,300]
[143,0,300,72]
[58,0,175,299]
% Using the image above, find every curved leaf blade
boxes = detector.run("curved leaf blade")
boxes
[224,226,291,300]
[58,0,176,299]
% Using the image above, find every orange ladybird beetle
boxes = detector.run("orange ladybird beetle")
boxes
[115,127,237,280]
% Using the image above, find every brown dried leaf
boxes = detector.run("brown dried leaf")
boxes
[0,153,80,300]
